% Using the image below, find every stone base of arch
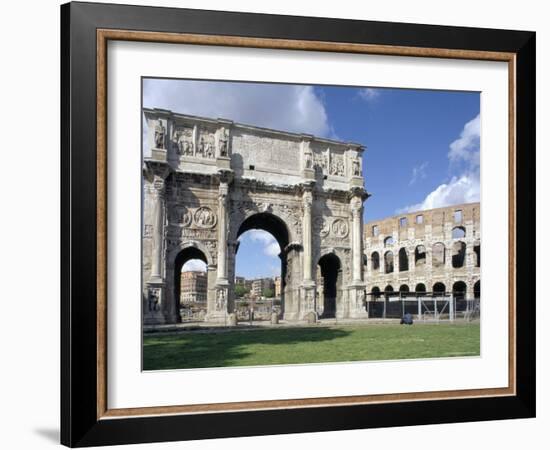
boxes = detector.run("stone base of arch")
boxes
[300,283,317,322]
[143,281,175,325]
[204,282,231,323]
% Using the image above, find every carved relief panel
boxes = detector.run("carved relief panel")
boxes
[313,217,330,237]
[329,154,345,176]
[311,145,347,177]
[313,149,328,175]
[197,128,216,159]
[173,126,194,156]
[194,206,217,228]
[331,218,349,238]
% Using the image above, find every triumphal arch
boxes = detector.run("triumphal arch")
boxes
[142,108,369,324]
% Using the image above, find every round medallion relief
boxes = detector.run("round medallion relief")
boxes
[194,206,217,228]
[331,218,349,238]
[313,217,329,237]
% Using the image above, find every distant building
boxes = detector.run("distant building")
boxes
[180,271,207,304]
[251,278,275,298]
[235,276,253,292]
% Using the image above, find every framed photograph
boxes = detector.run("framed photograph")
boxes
[61,1,535,447]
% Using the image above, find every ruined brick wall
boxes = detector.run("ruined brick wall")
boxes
[363,202,480,299]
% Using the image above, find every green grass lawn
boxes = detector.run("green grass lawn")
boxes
[143,322,480,370]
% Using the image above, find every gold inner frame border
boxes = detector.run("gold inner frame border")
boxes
[96,28,517,420]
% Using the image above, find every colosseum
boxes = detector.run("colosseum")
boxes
[362,202,480,318]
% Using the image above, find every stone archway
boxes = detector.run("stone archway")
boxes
[173,246,209,322]
[233,212,291,317]
[166,241,216,324]
[142,108,368,324]
[317,252,342,318]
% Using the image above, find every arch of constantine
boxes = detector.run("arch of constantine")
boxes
[142,108,369,325]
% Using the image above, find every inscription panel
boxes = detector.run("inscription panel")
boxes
[232,133,300,173]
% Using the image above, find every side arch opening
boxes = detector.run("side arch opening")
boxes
[317,253,342,319]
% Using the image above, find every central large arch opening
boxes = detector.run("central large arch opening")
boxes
[235,213,290,321]
[317,253,342,319]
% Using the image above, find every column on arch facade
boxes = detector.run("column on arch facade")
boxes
[144,164,170,326]
[350,194,363,284]
[349,192,368,318]
[205,171,233,322]
[300,185,317,320]
[302,187,314,284]
[216,180,229,285]
[149,175,166,282]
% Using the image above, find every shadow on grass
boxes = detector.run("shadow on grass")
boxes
[143,326,352,371]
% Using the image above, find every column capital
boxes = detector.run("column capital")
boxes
[217,168,234,185]
[218,182,229,202]
[350,197,363,217]
[348,186,370,203]
[301,180,315,192]
[303,190,313,207]
[143,159,170,179]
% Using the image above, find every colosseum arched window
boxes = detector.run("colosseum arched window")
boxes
[384,236,394,247]
[371,286,381,300]
[452,226,466,239]
[452,241,466,268]
[399,284,410,297]
[415,245,426,267]
[432,242,446,268]
[398,247,409,272]
[415,283,427,294]
[371,251,380,270]
[384,251,394,273]
[433,282,446,296]
[384,285,394,299]
[452,281,467,301]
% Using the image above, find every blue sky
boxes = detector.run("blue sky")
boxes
[143,79,480,278]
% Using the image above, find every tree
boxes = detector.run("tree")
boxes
[234,284,249,298]
[262,288,275,298]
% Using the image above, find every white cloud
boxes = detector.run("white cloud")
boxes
[264,242,280,257]
[409,161,429,186]
[397,174,480,213]
[181,259,207,272]
[397,114,480,213]
[448,114,480,169]
[143,79,332,137]
[244,229,281,257]
[357,88,381,101]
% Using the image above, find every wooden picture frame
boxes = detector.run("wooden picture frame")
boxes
[61,1,535,447]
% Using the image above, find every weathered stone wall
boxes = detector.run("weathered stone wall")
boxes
[363,203,481,299]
